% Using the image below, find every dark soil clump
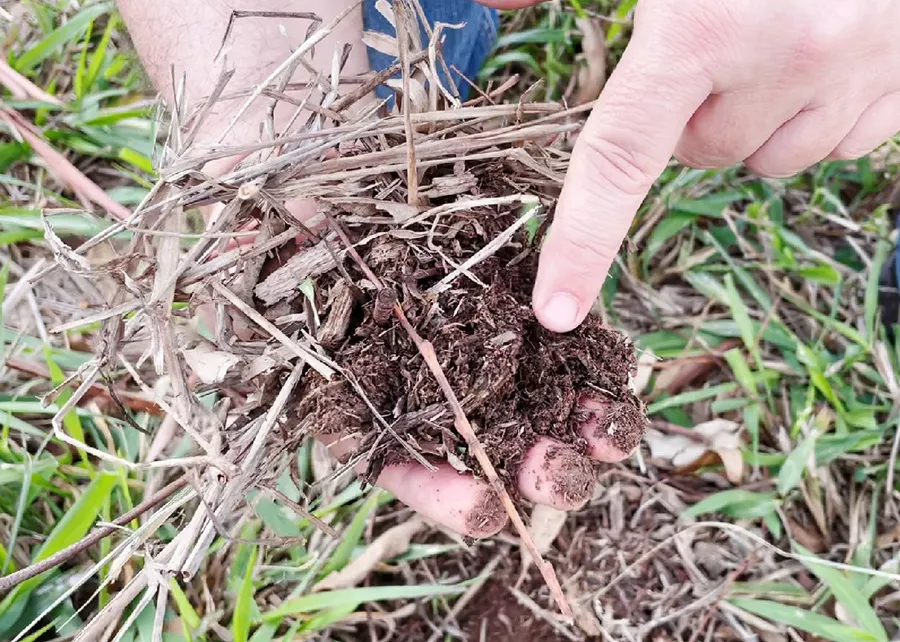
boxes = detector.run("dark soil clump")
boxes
[287,203,646,495]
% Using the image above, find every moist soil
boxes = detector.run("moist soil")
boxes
[285,199,646,508]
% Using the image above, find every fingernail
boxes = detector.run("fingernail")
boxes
[540,293,580,331]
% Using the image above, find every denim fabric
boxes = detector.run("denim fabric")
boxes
[361,0,499,102]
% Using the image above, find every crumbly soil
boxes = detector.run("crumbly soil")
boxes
[285,201,646,504]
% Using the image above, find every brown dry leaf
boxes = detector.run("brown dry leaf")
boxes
[0,107,130,221]
[313,518,424,591]
[788,518,826,553]
[646,419,744,484]
[876,524,900,548]
[631,349,657,397]
[573,17,607,105]
[182,343,242,385]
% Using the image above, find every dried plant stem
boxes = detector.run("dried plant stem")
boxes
[399,317,573,619]
[0,476,189,593]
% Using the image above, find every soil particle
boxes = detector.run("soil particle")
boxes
[288,207,647,504]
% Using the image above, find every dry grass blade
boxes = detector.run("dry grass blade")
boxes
[0,57,63,104]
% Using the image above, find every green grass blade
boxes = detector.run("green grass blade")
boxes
[318,491,380,578]
[646,382,739,415]
[261,583,468,623]
[729,598,879,642]
[233,546,258,642]
[0,471,117,628]
[43,347,90,468]
[34,471,117,562]
[864,236,892,340]
[681,489,777,521]
[777,429,817,496]
[606,0,638,43]
[73,18,93,99]
[14,3,112,73]
[723,274,757,354]
[792,543,888,641]
[83,14,116,96]
[168,578,201,637]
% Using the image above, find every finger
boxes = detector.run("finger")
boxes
[517,438,594,509]
[745,103,864,178]
[579,396,645,462]
[532,26,712,332]
[321,434,508,538]
[377,463,508,538]
[828,91,900,161]
[675,91,806,169]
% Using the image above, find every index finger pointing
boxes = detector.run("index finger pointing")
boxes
[532,24,712,332]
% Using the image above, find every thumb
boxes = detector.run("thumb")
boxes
[532,24,712,332]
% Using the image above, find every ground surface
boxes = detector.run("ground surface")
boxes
[1,1,900,642]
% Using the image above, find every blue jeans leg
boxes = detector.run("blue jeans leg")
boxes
[361,0,499,102]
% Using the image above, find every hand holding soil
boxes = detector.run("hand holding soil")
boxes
[116,0,900,542]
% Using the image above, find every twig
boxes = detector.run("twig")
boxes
[395,0,418,206]
[0,476,189,593]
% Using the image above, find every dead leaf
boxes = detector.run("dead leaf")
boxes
[573,17,607,105]
[182,344,242,385]
[646,419,744,484]
[362,31,398,57]
[630,349,657,397]
[374,0,396,28]
[375,200,419,223]
[42,212,92,273]
[876,523,900,548]
[313,518,424,591]
[788,518,826,553]
[651,339,740,397]
[570,594,603,636]
[385,76,429,113]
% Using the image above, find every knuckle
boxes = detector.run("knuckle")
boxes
[578,131,657,198]
[790,12,850,69]
[557,214,621,268]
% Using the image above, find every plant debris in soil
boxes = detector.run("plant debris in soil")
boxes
[287,207,646,497]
